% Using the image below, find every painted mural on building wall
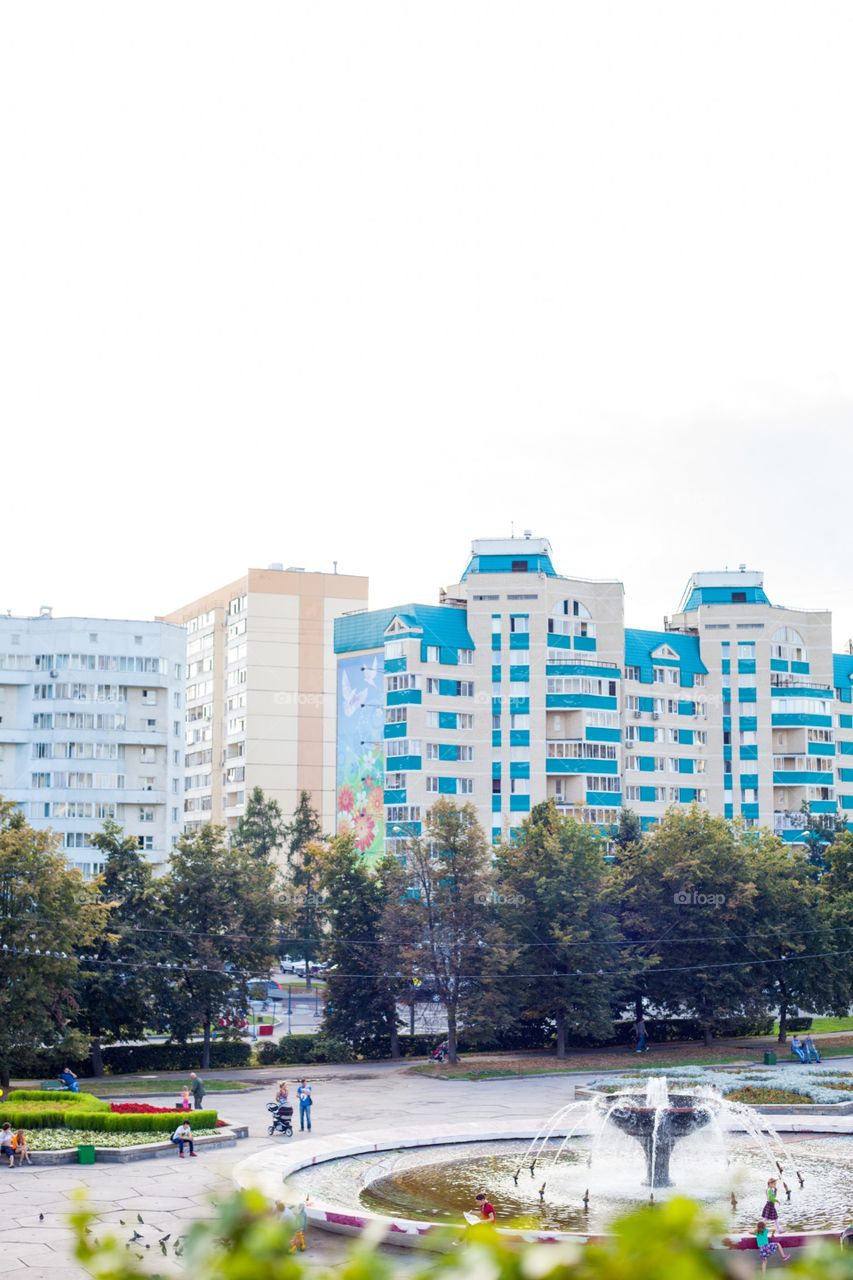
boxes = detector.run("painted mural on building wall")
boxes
[336,653,384,862]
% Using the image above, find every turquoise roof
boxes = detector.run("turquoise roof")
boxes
[335,603,473,655]
[833,653,853,689]
[624,628,708,677]
[681,585,770,611]
[460,553,556,579]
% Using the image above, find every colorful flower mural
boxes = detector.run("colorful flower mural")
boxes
[336,653,384,862]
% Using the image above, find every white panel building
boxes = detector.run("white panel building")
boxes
[0,612,186,874]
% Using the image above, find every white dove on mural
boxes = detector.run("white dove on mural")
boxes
[362,655,379,687]
[341,669,368,717]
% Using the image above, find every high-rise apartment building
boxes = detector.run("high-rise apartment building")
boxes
[162,565,369,836]
[334,536,852,857]
[0,613,186,875]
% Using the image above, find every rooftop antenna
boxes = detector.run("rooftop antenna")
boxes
[510,520,515,536]
[333,560,338,574]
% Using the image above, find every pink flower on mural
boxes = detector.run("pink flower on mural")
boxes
[337,817,354,839]
[367,786,384,818]
[338,784,355,814]
[353,808,376,852]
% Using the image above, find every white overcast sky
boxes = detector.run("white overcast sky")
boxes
[3,4,853,642]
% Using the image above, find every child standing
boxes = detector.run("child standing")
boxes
[755,1219,789,1272]
[762,1178,780,1221]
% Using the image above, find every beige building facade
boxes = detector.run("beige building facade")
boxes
[163,566,368,837]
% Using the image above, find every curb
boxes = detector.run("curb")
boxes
[18,1122,249,1166]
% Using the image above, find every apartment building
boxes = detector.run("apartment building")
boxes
[162,565,369,837]
[334,536,851,856]
[0,612,186,874]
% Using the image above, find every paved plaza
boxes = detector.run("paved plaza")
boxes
[0,1064,599,1276]
[3,1059,850,1276]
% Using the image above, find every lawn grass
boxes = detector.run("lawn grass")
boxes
[77,1078,257,1097]
[409,1046,758,1080]
[772,1016,853,1035]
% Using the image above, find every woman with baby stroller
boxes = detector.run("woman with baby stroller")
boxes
[266,1079,294,1137]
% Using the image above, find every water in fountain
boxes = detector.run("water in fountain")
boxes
[285,1073,850,1234]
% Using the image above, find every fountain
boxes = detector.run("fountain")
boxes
[234,1070,853,1249]
[605,1076,714,1187]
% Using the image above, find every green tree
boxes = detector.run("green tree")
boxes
[74,819,164,1075]
[317,836,403,1057]
[744,835,841,1043]
[158,825,279,1067]
[233,787,286,860]
[799,800,848,874]
[819,829,853,1015]
[283,791,324,986]
[0,800,105,1089]
[611,807,761,1045]
[611,807,644,852]
[386,800,515,1063]
[497,801,621,1057]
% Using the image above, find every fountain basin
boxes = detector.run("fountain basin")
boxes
[233,1118,853,1251]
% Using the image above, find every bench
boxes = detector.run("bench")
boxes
[38,1081,69,1092]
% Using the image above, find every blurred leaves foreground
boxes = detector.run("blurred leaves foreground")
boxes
[70,1190,853,1280]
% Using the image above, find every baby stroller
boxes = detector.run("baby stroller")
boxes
[266,1101,293,1137]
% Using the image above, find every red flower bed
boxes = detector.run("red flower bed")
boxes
[111,1102,181,1114]
[110,1101,227,1127]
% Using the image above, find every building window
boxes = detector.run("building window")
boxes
[426,646,440,663]
[459,778,474,795]
[458,649,473,665]
[509,616,529,634]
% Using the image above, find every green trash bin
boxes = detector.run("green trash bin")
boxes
[763,1051,777,1066]
[77,1144,96,1165]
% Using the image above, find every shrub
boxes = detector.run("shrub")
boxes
[0,1099,219,1132]
[6,1090,110,1109]
[276,1035,316,1065]
[255,1041,281,1066]
[786,1017,813,1032]
[308,1035,354,1064]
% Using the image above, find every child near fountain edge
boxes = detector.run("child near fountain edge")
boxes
[762,1179,779,1221]
[755,1220,789,1271]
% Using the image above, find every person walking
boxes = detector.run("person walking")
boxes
[297,1079,313,1132]
[171,1120,197,1158]
[189,1072,206,1110]
[633,1016,649,1054]
[755,1219,789,1272]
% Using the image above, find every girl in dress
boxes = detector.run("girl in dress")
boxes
[755,1219,789,1272]
[762,1178,780,1221]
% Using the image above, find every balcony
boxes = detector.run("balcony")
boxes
[773,810,808,833]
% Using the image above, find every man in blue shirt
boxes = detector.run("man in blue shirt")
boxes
[296,1079,313,1132]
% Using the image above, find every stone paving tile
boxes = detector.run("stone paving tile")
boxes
[0,1226,75,1243]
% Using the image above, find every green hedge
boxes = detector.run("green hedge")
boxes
[0,1105,220,1133]
[6,1090,110,1109]
[3,1039,253,1080]
[786,1016,813,1032]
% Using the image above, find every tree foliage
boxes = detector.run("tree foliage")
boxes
[384,800,515,1063]
[497,801,621,1056]
[0,801,105,1089]
[155,825,279,1067]
[74,819,164,1074]
[233,787,287,860]
[317,835,402,1057]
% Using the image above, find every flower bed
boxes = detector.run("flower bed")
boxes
[588,1065,853,1105]
[25,1127,220,1151]
[109,1102,226,1126]
[0,1091,220,1132]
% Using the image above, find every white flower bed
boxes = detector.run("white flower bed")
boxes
[25,1127,219,1151]
[588,1065,853,1104]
